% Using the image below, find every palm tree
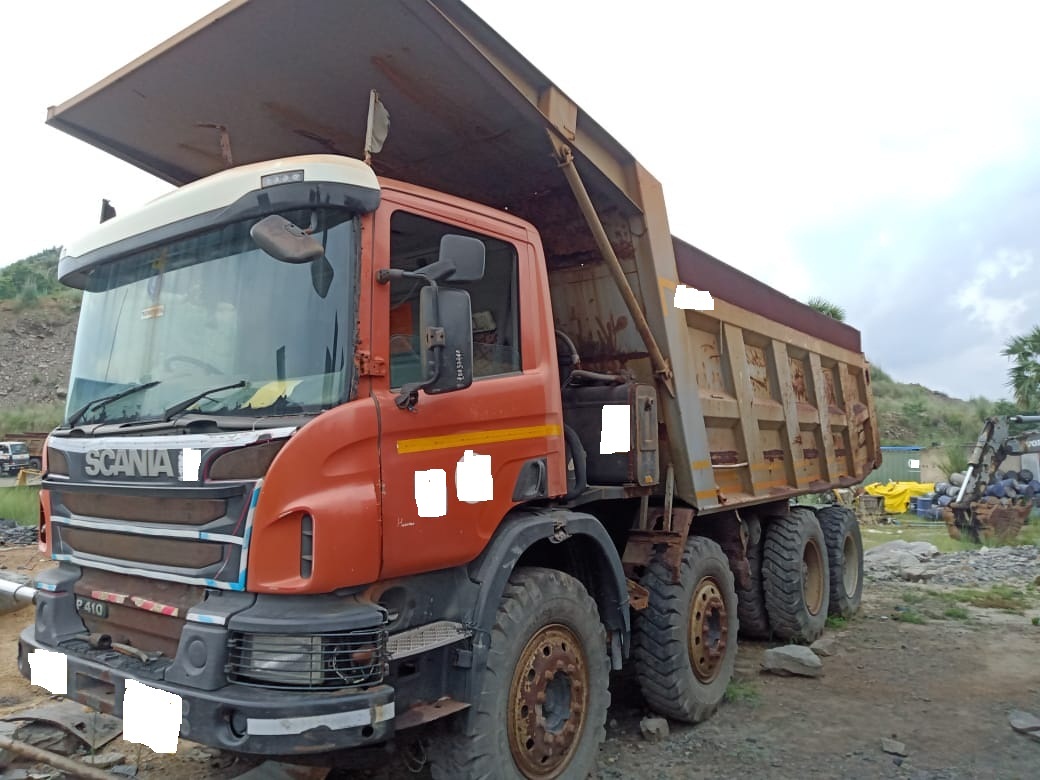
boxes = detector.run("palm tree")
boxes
[1002,326,1040,411]
[806,296,846,322]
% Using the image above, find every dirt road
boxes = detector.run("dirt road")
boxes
[0,546,1037,779]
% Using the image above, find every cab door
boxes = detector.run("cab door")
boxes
[371,196,566,579]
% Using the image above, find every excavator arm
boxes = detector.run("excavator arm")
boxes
[945,414,1040,542]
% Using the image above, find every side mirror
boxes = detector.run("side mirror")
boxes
[251,215,326,264]
[419,286,473,394]
[407,235,486,284]
[438,235,485,282]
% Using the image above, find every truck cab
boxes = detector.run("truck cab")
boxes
[0,442,31,476]
[20,152,575,756]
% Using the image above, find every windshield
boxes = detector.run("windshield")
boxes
[10,444,28,455]
[65,208,358,426]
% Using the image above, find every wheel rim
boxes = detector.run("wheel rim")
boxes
[507,625,588,779]
[802,539,825,616]
[688,576,728,683]
[842,533,860,594]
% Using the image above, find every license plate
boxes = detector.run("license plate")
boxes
[75,597,109,619]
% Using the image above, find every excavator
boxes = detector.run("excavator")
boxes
[943,415,1040,543]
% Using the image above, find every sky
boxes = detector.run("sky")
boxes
[4,1,1040,402]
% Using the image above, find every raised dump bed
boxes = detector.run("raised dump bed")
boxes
[45,0,880,510]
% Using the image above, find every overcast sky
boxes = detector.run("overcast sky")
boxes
[4,1,1038,403]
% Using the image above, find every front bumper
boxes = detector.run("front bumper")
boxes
[18,625,395,755]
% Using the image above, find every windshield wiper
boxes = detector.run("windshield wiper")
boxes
[67,381,162,427]
[163,380,247,421]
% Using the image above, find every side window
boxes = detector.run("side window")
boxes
[389,212,521,388]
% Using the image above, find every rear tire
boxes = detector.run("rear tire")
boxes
[427,567,609,780]
[817,506,864,618]
[735,515,770,639]
[633,536,739,723]
[762,506,829,643]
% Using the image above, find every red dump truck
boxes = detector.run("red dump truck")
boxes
[13,1,880,776]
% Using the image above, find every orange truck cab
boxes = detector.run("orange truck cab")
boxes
[17,2,880,777]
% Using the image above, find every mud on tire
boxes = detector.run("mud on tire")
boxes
[735,515,770,638]
[762,506,829,643]
[816,505,864,618]
[427,567,610,780]
[632,535,739,723]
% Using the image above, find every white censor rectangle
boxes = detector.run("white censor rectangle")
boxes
[456,450,493,503]
[180,448,201,481]
[415,469,447,517]
[28,649,67,695]
[123,679,182,754]
[600,405,631,454]
[674,284,714,310]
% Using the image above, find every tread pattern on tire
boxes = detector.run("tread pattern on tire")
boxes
[633,536,739,724]
[762,506,829,643]
[428,567,609,780]
[735,515,770,638]
[817,505,864,618]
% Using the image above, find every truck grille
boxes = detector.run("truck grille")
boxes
[44,481,253,590]
[42,429,298,591]
[227,629,387,691]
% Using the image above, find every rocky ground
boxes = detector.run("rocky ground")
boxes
[0,299,77,408]
[0,539,1035,779]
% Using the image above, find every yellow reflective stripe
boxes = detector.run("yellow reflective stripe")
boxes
[397,424,562,455]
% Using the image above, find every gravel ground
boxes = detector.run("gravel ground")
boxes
[0,542,1037,779]
[336,543,1040,780]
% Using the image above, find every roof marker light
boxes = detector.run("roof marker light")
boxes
[261,170,305,187]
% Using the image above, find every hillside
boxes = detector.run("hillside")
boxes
[0,249,80,432]
[0,249,1022,443]
[868,366,1015,447]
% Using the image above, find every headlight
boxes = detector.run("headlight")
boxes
[227,629,387,690]
[233,634,323,687]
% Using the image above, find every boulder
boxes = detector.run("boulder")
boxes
[761,645,823,677]
[639,716,669,742]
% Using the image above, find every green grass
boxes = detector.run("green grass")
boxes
[904,584,1040,618]
[0,486,40,526]
[724,680,760,706]
[825,615,848,630]
[891,608,927,624]
[943,585,1032,614]
[861,519,1040,552]
[943,606,970,620]
[0,402,63,435]
[861,521,977,553]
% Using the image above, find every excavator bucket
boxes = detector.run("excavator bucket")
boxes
[943,499,1031,544]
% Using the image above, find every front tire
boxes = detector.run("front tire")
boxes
[427,567,609,780]
[633,535,739,723]
[762,506,829,643]
[817,506,864,618]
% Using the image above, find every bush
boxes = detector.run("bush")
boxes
[937,446,969,478]
[16,277,39,308]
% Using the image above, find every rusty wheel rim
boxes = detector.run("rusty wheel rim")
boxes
[802,539,825,616]
[687,576,728,684]
[507,625,588,779]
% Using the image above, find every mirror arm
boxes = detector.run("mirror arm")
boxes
[394,279,444,411]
